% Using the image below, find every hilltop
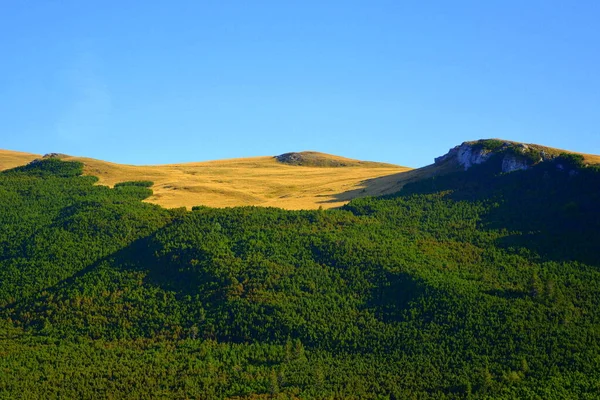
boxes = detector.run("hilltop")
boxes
[435,139,600,172]
[274,151,398,167]
[313,139,600,203]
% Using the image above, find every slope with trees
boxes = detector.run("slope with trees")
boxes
[1,146,600,399]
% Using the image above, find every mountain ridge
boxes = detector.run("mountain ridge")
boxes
[1,139,598,210]
[2,139,600,398]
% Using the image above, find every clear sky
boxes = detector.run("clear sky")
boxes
[1,1,599,167]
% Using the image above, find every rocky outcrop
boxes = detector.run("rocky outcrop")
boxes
[457,144,494,170]
[276,152,307,165]
[434,140,550,174]
[435,143,495,171]
[43,153,68,159]
[501,153,529,172]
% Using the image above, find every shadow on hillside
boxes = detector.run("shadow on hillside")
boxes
[3,232,160,323]
[121,231,211,299]
[5,216,216,333]
[316,164,449,206]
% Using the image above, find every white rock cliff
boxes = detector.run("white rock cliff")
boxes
[435,141,535,173]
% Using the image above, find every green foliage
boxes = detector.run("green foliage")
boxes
[5,158,84,177]
[1,158,600,398]
[114,180,154,188]
[477,139,505,152]
[474,140,549,165]
[556,152,585,168]
[510,145,543,164]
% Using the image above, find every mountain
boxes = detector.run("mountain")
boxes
[3,140,597,211]
[1,139,600,399]
[0,150,409,210]
[306,139,600,203]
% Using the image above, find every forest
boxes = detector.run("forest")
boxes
[1,150,600,399]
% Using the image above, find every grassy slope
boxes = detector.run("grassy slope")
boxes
[0,150,410,210]
[0,149,40,171]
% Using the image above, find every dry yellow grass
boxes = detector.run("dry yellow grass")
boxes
[579,153,600,164]
[0,149,40,171]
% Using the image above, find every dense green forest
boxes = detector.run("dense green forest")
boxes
[1,150,600,399]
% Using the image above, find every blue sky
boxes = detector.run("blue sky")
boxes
[1,1,599,167]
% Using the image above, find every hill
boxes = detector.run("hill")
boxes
[309,139,600,205]
[0,150,409,210]
[1,139,600,398]
[3,140,597,211]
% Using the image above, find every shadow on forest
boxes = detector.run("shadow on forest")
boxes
[390,157,600,267]
[2,232,164,314]
[485,288,527,300]
[366,271,426,323]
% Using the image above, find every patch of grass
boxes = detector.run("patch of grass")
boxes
[477,139,506,152]
[115,180,154,188]
[556,153,585,168]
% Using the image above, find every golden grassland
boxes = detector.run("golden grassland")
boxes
[2,144,599,210]
[66,154,411,210]
[0,149,40,171]
[0,149,413,209]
